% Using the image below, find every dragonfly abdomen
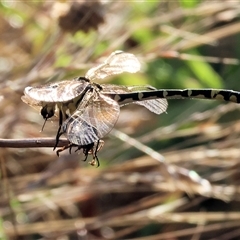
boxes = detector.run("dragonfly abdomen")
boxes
[109,89,240,104]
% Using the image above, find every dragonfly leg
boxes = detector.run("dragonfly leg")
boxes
[56,142,72,156]
[87,140,104,167]
[53,110,64,150]
[82,143,94,162]
[89,156,99,167]
[73,144,93,163]
[56,140,104,168]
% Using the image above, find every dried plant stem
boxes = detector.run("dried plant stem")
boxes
[0,138,69,148]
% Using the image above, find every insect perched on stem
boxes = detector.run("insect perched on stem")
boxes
[22,51,240,166]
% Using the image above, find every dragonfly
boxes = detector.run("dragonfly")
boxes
[22,51,168,166]
[22,51,240,166]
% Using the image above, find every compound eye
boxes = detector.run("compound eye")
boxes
[41,105,54,119]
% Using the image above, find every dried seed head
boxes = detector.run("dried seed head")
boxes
[57,1,105,33]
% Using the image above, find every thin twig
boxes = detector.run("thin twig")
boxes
[0,138,69,148]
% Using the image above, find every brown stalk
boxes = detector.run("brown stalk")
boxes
[0,138,69,148]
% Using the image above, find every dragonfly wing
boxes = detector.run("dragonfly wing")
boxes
[64,93,120,146]
[23,79,90,103]
[21,93,58,119]
[120,85,168,114]
[85,51,141,81]
[21,94,44,112]
[21,94,41,107]
[134,99,168,115]
[101,84,168,115]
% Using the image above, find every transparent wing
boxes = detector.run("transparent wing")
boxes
[23,78,90,103]
[135,98,168,115]
[63,93,120,146]
[21,95,43,111]
[22,93,58,121]
[85,51,141,81]
[101,84,168,115]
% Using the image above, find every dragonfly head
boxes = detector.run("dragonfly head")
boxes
[40,105,55,132]
[40,105,55,120]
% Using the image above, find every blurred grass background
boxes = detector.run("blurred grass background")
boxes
[1,1,240,239]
